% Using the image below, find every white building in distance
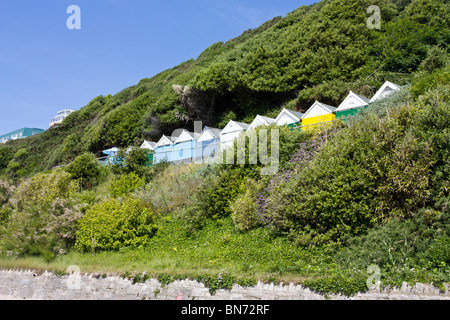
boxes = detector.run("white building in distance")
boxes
[49,109,75,127]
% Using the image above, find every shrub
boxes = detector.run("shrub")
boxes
[0,170,80,260]
[109,172,145,198]
[75,197,158,252]
[1,199,81,260]
[112,147,151,177]
[262,98,437,247]
[66,153,101,189]
[11,170,77,211]
[334,219,420,270]
[141,164,207,215]
[230,178,264,232]
[0,180,14,228]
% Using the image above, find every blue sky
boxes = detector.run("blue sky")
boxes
[0,0,317,135]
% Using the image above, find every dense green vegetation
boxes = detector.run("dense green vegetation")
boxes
[0,0,449,297]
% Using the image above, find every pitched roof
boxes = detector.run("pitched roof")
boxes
[155,135,175,148]
[302,101,337,119]
[336,91,370,112]
[249,115,276,130]
[174,129,200,144]
[197,126,222,142]
[275,108,304,125]
[141,140,156,150]
[220,120,249,135]
[370,81,402,103]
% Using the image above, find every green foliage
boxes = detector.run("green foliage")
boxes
[12,170,77,211]
[0,146,13,171]
[112,147,151,177]
[200,272,236,295]
[417,46,449,74]
[141,164,207,215]
[109,172,145,198]
[261,86,445,247]
[410,65,450,100]
[230,178,264,232]
[7,148,29,179]
[75,197,158,252]
[182,167,246,229]
[303,275,368,297]
[0,180,14,228]
[0,171,80,260]
[65,153,101,189]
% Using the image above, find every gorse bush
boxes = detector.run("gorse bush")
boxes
[0,171,80,260]
[230,178,264,232]
[141,164,206,215]
[109,172,145,198]
[65,153,101,189]
[75,196,158,252]
[11,170,77,211]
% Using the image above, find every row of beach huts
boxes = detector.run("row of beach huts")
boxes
[101,81,401,166]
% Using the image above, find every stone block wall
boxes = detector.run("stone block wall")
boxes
[0,269,449,300]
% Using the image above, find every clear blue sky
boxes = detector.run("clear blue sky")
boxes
[0,0,317,135]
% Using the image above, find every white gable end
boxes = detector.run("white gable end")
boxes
[156,135,173,148]
[198,129,215,142]
[220,120,248,136]
[175,130,196,144]
[141,141,156,150]
[336,92,370,112]
[370,81,401,103]
[249,116,275,130]
[302,102,336,119]
[275,108,303,126]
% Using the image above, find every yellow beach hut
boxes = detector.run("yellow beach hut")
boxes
[301,101,337,132]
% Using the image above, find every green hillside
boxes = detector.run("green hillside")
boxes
[0,0,449,296]
[0,0,448,177]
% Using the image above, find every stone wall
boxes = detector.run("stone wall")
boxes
[0,269,449,300]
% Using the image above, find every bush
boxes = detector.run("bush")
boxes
[12,170,77,211]
[75,197,158,252]
[1,171,80,260]
[66,153,101,189]
[334,219,420,270]
[1,198,81,260]
[0,180,14,228]
[230,178,264,232]
[112,147,151,177]
[261,95,438,247]
[109,172,145,198]
[141,164,207,215]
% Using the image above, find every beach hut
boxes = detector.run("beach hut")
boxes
[140,141,156,165]
[154,135,176,164]
[248,115,276,130]
[141,140,156,151]
[275,108,304,128]
[195,126,222,161]
[219,120,249,151]
[335,91,370,121]
[173,130,200,163]
[301,101,337,132]
[370,81,401,103]
[102,147,120,165]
